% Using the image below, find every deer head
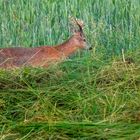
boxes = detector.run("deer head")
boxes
[70,17,89,49]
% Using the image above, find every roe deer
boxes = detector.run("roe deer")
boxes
[0,18,88,69]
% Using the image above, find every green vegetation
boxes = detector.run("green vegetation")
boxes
[0,0,140,139]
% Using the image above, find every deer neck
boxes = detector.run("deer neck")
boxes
[55,37,80,57]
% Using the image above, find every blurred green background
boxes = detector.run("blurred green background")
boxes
[0,0,140,55]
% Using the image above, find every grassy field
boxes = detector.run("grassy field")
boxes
[0,0,140,139]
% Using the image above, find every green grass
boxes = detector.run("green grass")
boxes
[0,50,140,139]
[0,0,140,54]
[0,0,140,139]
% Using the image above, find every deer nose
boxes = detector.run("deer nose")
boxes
[84,44,91,50]
[89,46,93,50]
[85,43,92,50]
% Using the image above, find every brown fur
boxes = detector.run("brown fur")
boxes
[0,19,87,69]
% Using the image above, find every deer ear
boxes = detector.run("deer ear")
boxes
[73,29,77,33]
[70,17,84,33]
[70,22,77,34]
[73,32,84,38]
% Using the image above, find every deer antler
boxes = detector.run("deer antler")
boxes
[70,17,84,33]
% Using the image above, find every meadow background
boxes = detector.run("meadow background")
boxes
[0,0,140,139]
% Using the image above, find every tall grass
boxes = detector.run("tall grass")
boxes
[0,0,140,139]
[0,0,140,54]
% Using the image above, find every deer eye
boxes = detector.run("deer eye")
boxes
[83,38,86,41]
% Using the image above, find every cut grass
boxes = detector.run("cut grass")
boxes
[0,49,140,139]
